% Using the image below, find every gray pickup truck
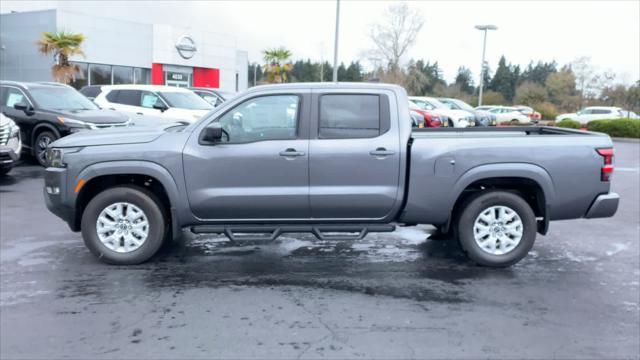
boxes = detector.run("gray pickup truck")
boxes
[43,83,619,267]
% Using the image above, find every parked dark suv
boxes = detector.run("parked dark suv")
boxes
[0,81,131,166]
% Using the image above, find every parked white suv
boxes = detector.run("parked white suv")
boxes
[556,106,625,124]
[92,85,213,124]
[408,96,474,128]
[487,106,532,124]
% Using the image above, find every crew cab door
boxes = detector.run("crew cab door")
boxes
[183,91,311,220]
[309,89,401,219]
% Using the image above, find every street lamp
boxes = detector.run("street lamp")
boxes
[475,24,497,106]
[332,0,340,82]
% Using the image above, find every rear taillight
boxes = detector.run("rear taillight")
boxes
[596,148,614,182]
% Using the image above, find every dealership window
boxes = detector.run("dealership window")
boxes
[112,66,133,85]
[69,62,88,89]
[134,68,151,84]
[89,64,112,85]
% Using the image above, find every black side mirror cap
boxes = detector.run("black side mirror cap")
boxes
[201,123,223,143]
[14,102,34,115]
[153,100,168,112]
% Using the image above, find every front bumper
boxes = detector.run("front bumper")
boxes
[584,193,619,219]
[0,145,20,169]
[43,167,77,230]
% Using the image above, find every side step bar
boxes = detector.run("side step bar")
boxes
[190,224,396,242]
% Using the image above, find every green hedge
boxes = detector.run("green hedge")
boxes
[556,119,581,129]
[587,118,640,138]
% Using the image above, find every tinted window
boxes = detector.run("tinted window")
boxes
[69,62,88,90]
[593,109,611,115]
[319,94,381,139]
[112,66,133,85]
[114,90,143,106]
[217,95,299,144]
[80,86,102,99]
[89,64,112,85]
[133,68,151,84]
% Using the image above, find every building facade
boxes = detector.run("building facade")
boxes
[0,3,248,92]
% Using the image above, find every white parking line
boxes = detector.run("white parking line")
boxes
[616,167,640,172]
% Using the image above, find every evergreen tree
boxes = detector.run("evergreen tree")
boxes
[454,66,475,94]
[489,56,520,102]
[521,60,557,85]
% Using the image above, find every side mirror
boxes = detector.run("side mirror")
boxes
[13,102,33,113]
[202,123,224,143]
[153,99,168,112]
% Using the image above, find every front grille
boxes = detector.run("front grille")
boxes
[0,123,9,146]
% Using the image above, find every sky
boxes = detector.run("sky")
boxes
[204,0,640,84]
[2,0,639,84]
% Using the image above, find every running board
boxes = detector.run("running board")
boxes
[190,224,396,242]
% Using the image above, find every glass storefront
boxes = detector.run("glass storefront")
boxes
[69,62,151,89]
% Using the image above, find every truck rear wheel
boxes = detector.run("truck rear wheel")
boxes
[81,186,165,265]
[456,191,536,267]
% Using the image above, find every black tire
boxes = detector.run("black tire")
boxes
[34,130,57,166]
[81,186,166,265]
[0,167,11,176]
[456,191,536,267]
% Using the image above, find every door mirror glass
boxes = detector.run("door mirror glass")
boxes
[202,123,223,143]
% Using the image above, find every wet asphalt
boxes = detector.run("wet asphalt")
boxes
[0,140,639,359]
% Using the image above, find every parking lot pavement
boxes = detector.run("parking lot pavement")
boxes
[1,141,638,360]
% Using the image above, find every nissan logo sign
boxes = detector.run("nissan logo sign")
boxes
[175,35,197,59]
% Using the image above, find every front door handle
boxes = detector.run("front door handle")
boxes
[279,148,305,157]
[369,147,395,157]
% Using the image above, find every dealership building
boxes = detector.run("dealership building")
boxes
[0,2,248,92]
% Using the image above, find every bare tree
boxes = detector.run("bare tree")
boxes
[367,2,425,71]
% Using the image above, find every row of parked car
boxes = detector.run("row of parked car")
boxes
[406,97,543,128]
[0,80,234,173]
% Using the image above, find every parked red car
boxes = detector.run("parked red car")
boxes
[409,101,443,127]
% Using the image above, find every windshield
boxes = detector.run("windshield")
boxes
[159,91,213,110]
[450,99,475,112]
[29,87,98,110]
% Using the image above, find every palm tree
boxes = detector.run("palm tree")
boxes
[36,31,86,84]
[262,47,293,83]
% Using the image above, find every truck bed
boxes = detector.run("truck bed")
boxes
[401,126,613,226]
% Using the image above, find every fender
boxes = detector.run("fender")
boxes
[74,160,185,239]
[445,163,556,233]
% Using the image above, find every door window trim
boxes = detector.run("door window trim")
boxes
[1,85,35,108]
[198,93,304,146]
[315,92,390,140]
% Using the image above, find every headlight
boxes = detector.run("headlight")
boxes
[57,116,97,130]
[46,147,82,168]
[7,119,20,138]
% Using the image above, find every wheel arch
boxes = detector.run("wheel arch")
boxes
[444,163,555,235]
[72,161,182,239]
[31,122,61,155]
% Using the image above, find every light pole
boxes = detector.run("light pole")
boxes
[475,24,497,106]
[332,0,340,82]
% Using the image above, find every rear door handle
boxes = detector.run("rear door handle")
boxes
[279,148,305,157]
[369,147,395,156]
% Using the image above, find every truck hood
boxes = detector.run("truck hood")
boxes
[48,108,129,124]
[51,126,166,148]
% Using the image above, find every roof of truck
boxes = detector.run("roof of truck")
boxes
[247,82,406,92]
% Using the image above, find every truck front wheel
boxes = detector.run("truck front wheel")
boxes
[81,186,166,265]
[456,191,536,267]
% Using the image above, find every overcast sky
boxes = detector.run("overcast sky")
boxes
[3,0,639,84]
[223,0,640,84]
